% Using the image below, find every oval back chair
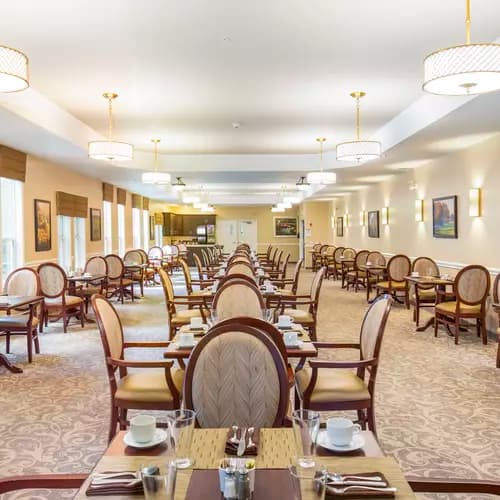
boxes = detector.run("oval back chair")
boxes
[226,262,256,278]
[105,254,134,303]
[410,257,440,326]
[375,254,411,308]
[213,279,265,320]
[346,250,369,292]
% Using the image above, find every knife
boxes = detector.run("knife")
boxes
[237,428,247,456]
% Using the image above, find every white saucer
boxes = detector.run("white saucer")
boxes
[276,323,294,330]
[316,430,365,452]
[123,428,168,449]
[284,340,303,349]
[175,341,197,349]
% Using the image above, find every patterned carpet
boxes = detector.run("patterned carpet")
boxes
[1,270,500,499]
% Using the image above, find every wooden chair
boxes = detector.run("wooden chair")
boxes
[346,250,369,292]
[137,248,156,286]
[226,261,256,279]
[295,294,393,436]
[77,256,107,313]
[256,244,272,259]
[375,254,411,308]
[410,256,440,327]
[262,249,283,272]
[105,254,135,304]
[0,267,41,362]
[179,258,213,296]
[311,243,322,271]
[322,245,336,269]
[278,267,325,341]
[159,268,207,341]
[91,294,181,442]
[124,249,146,296]
[365,251,387,302]
[212,278,265,321]
[340,247,357,288]
[327,246,344,280]
[37,262,84,333]
[268,253,290,280]
[434,265,490,345]
[193,252,218,280]
[272,258,303,295]
[492,273,500,368]
[183,322,289,428]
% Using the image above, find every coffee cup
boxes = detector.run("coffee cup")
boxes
[326,417,361,446]
[179,331,195,346]
[130,414,156,443]
[284,331,298,346]
[278,315,292,327]
[190,317,203,329]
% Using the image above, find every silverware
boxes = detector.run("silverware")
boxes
[237,428,247,456]
[328,473,384,483]
[247,427,255,448]
[326,479,387,487]
[328,485,397,494]
[230,425,239,444]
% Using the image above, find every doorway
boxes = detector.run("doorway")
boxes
[216,219,258,252]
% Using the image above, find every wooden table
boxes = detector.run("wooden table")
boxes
[340,258,355,288]
[360,264,387,302]
[0,296,44,374]
[74,429,416,499]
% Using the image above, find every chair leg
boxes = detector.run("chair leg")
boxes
[80,303,85,328]
[119,409,128,430]
[434,313,439,337]
[109,404,119,443]
[6,332,11,353]
[33,328,40,354]
[454,316,460,345]
[27,328,33,363]
[367,406,377,437]
[480,316,487,345]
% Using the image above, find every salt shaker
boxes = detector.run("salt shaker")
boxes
[223,468,237,500]
[237,468,251,500]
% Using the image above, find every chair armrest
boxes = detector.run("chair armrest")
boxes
[308,358,377,369]
[311,342,360,349]
[0,474,88,494]
[123,341,171,348]
[406,477,500,495]
[107,357,174,369]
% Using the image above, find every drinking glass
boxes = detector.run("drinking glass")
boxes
[291,409,320,467]
[262,308,274,323]
[142,464,176,500]
[288,459,327,500]
[209,309,219,327]
[167,409,196,469]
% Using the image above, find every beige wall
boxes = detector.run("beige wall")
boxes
[300,201,334,267]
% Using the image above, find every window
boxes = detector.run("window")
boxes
[132,207,141,249]
[143,209,149,251]
[0,178,23,285]
[155,224,163,247]
[103,201,112,254]
[74,217,86,270]
[58,215,72,271]
[117,204,125,256]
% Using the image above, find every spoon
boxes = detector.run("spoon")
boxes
[230,425,239,443]
[247,427,255,448]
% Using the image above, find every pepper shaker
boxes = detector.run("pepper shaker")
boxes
[237,468,251,500]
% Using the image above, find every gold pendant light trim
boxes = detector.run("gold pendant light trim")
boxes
[307,137,337,185]
[0,44,29,93]
[142,138,171,185]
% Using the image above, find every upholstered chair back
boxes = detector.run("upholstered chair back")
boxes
[137,249,148,263]
[310,266,326,303]
[162,245,173,256]
[3,267,40,296]
[355,250,369,269]
[291,259,303,293]
[171,245,179,257]
[456,265,490,305]
[148,246,163,260]
[387,255,411,282]
[494,274,500,304]
[280,253,290,275]
[193,253,204,278]
[85,256,107,276]
[124,250,142,266]
[229,256,252,266]
[183,324,289,428]
[227,262,255,278]
[366,251,385,266]
[159,268,175,306]
[179,258,193,294]
[105,255,125,280]
[343,248,356,260]
[218,275,257,288]
[312,243,322,252]
[201,248,211,268]
[333,247,345,264]
[325,245,335,258]
[360,294,392,364]
[178,243,187,253]
[412,257,439,277]
[213,280,264,320]
[37,262,66,298]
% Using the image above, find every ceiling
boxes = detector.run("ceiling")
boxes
[1,0,500,205]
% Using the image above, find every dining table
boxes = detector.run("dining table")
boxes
[339,258,355,288]
[73,428,416,499]
[359,264,387,302]
[0,295,44,374]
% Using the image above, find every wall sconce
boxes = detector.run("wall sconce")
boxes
[344,213,349,227]
[415,199,424,222]
[381,206,389,225]
[469,188,482,217]
[359,211,366,226]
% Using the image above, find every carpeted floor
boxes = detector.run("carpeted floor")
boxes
[1,270,500,499]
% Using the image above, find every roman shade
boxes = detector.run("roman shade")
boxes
[0,145,27,182]
[56,191,88,218]
[102,182,114,202]
[117,188,127,205]
[154,213,163,225]
[132,194,142,209]
[143,197,149,210]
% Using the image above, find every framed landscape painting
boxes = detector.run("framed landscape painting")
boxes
[336,216,343,237]
[368,210,380,238]
[274,217,298,237]
[34,199,51,251]
[433,195,457,239]
[90,208,102,241]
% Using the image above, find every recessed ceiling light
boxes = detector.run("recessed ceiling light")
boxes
[232,121,241,129]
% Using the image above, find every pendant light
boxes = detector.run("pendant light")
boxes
[88,93,134,161]
[296,176,311,191]
[271,204,285,213]
[423,0,500,95]
[142,139,171,185]
[336,92,381,162]
[0,45,29,92]
[307,138,337,185]
[171,177,186,191]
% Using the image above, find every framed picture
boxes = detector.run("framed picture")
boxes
[34,199,51,252]
[368,210,380,238]
[149,215,154,241]
[90,208,102,241]
[336,216,344,237]
[433,195,458,239]
[273,217,298,237]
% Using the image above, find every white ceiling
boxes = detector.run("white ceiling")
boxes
[0,0,500,204]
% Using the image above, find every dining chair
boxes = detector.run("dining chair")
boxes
[311,243,323,271]
[346,250,369,292]
[262,249,283,272]
[226,262,256,278]
[124,249,146,296]
[91,294,182,442]
[295,294,393,436]
[179,258,213,296]
[183,322,289,428]
[410,256,440,327]
[159,268,207,340]
[272,258,303,296]
[75,256,108,313]
[0,267,41,362]
[137,248,156,286]
[278,266,325,341]
[327,246,344,280]
[375,254,411,308]
[268,253,290,281]
[212,279,265,321]
[37,262,85,333]
[492,273,500,368]
[256,244,272,259]
[105,254,135,304]
[162,244,174,273]
[322,245,336,269]
[193,252,217,280]
[340,247,357,288]
[434,264,490,345]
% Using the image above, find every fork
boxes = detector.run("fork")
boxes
[328,485,397,494]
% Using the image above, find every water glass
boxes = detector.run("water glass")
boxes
[167,409,196,469]
[142,465,176,499]
[208,309,219,327]
[288,459,327,500]
[262,308,274,323]
[292,409,320,467]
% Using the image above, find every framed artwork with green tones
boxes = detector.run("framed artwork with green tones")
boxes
[433,195,457,239]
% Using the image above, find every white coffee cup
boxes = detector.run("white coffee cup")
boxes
[327,417,361,446]
[284,331,298,346]
[179,331,194,346]
[411,271,419,277]
[130,414,156,443]
[278,315,292,327]
[190,317,203,329]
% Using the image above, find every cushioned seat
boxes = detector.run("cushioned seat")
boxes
[283,308,314,324]
[347,270,367,278]
[295,368,370,403]
[115,369,184,403]
[0,315,39,328]
[108,278,134,287]
[171,308,203,326]
[412,288,436,301]
[376,280,407,289]
[45,295,83,307]
[78,286,103,296]
[435,301,481,314]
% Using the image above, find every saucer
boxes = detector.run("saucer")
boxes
[123,428,168,449]
[276,323,293,330]
[284,340,303,349]
[317,430,365,452]
[189,325,208,332]
[175,341,197,349]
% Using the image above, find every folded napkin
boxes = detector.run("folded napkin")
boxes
[224,428,260,456]
[86,471,143,497]
[324,472,395,498]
